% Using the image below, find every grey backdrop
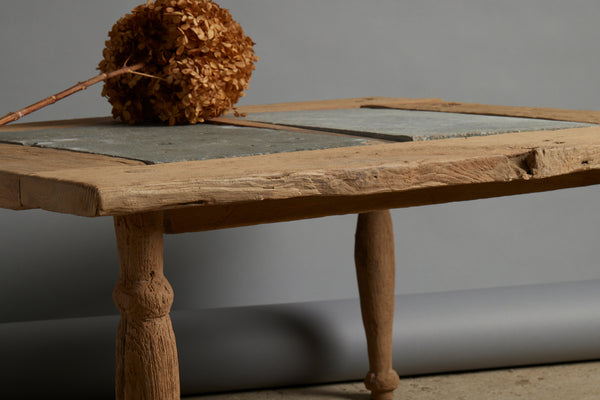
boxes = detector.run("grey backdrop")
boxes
[1,0,600,396]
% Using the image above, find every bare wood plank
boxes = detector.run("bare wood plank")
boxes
[3,97,595,135]
[0,172,23,210]
[17,126,600,218]
[0,116,115,133]
[20,145,531,216]
[0,97,440,133]
[163,170,600,234]
[3,100,600,218]
[0,143,144,211]
[20,178,101,216]
[232,97,442,114]
[208,116,391,142]
[0,143,144,175]
[371,100,600,124]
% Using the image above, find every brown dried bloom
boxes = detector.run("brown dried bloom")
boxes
[98,0,258,125]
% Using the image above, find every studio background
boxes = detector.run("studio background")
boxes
[1,0,599,397]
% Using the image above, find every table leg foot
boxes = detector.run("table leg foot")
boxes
[355,210,400,400]
[113,212,180,400]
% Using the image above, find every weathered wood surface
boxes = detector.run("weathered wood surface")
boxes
[113,212,180,400]
[373,100,600,124]
[0,116,116,133]
[355,211,400,400]
[0,97,437,133]
[0,144,143,210]
[0,98,599,221]
[15,125,600,218]
[236,108,595,142]
[0,123,374,164]
[231,96,443,114]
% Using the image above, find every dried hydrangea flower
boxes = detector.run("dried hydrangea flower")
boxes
[99,0,259,125]
[0,0,258,126]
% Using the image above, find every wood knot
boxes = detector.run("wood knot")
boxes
[113,274,174,319]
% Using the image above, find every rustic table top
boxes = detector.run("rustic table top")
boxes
[1,97,599,232]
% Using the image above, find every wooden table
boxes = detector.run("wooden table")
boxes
[1,97,599,400]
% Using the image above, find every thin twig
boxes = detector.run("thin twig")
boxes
[129,70,167,81]
[0,62,145,126]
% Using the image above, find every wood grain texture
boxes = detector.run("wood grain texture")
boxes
[209,116,391,142]
[0,116,116,133]
[371,100,600,124]
[2,98,600,220]
[0,143,144,211]
[113,212,179,400]
[355,211,400,400]
[162,169,599,234]
[0,143,143,174]
[231,97,442,114]
[15,125,600,218]
[0,171,22,209]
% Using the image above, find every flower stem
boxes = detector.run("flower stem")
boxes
[0,62,145,126]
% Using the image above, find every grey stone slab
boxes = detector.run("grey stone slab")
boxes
[0,123,373,164]
[240,108,596,141]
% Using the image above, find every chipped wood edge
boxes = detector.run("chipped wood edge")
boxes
[163,144,600,234]
[18,139,600,219]
[3,99,600,220]
[99,135,600,216]
[527,146,600,178]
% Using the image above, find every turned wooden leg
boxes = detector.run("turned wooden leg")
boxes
[355,210,400,400]
[113,211,180,400]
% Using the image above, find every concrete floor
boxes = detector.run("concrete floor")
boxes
[186,361,600,400]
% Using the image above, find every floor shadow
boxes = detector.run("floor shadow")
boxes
[292,386,370,400]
